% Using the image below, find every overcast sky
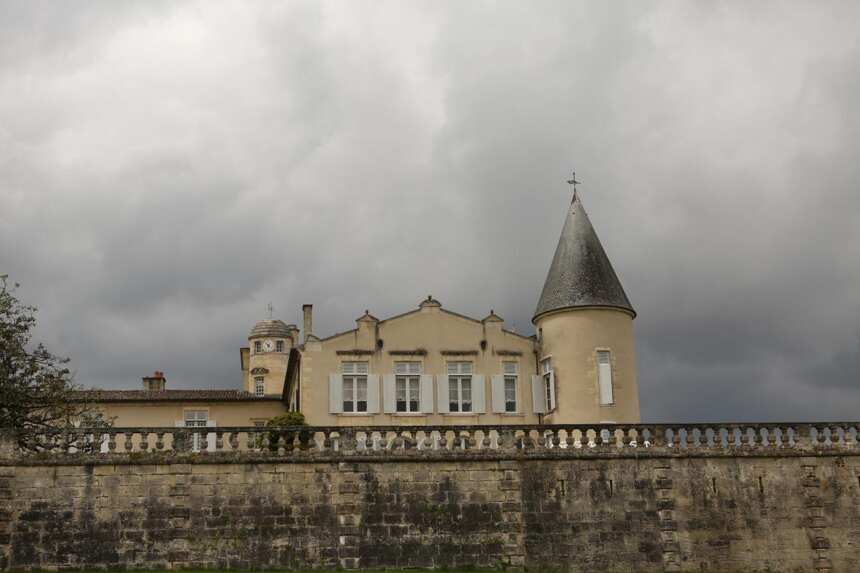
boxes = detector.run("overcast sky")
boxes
[1,1,858,422]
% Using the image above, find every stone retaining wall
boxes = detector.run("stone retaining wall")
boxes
[2,426,860,571]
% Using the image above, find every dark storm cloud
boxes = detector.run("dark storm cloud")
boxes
[1,1,858,422]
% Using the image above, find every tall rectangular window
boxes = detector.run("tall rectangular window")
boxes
[503,362,518,413]
[276,340,285,352]
[342,362,369,413]
[597,350,614,405]
[184,410,208,452]
[395,362,421,412]
[448,362,473,413]
[541,358,555,411]
[254,376,265,397]
[254,340,262,353]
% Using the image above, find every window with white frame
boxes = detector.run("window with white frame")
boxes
[184,410,208,427]
[254,340,262,353]
[503,362,518,413]
[448,362,473,413]
[342,362,369,413]
[276,340,284,352]
[541,358,556,411]
[254,376,265,397]
[395,362,421,413]
[597,350,614,405]
[184,410,208,452]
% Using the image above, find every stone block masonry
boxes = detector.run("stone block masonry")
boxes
[2,423,860,571]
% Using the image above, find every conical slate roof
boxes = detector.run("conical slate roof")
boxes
[533,192,635,322]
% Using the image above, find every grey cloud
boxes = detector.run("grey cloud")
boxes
[1,1,858,420]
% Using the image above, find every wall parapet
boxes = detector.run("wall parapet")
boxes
[2,422,859,464]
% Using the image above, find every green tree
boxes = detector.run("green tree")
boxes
[0,275,109,452]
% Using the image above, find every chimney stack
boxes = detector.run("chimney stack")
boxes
[142,370,166,392]
[302,304,313,342]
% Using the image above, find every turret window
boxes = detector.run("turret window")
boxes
[447,362,473,413]
[276,340,284,352]
[254,376,265,397]
[597,350,614,405]
[342,362,369,413]
[254,341,262,353]
[541,358,556,412]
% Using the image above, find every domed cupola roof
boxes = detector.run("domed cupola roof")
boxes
[533,192,635,323]
[249,319,292,339]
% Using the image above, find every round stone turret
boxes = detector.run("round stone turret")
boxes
[247,318,293,397]
[533,192,640,424]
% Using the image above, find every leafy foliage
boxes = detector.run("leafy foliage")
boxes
[0,275,111,452]
[265,411,306,427]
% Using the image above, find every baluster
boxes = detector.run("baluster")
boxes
[438,431,448,450]
[493,429,510,451]
[550,429,562,449]
[155,432,165,451]
[106,432,117,453]
[846,425,855,448]
[339,429,354,452]
[576,429,588,449]
[611,427,624,449]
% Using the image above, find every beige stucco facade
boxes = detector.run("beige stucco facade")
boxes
[296,299,539,427]
[95,400,286,428]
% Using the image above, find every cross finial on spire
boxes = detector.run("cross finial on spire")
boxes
[566,170,581,201]
[267,302,274,319]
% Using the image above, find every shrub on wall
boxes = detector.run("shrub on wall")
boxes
[265,412,308,451]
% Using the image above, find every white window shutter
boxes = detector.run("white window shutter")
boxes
[436,374,449,413]
[383,374,396,413]
[420,375,434,413]
[366,374,380,413]
[329,374,343,413]
[471,375,485,413]
[532,374,546,413]
[549,371,556,411]
[598,356,613,405]
[491,375,505,413]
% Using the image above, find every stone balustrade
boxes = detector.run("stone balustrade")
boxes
[4,422,860,460]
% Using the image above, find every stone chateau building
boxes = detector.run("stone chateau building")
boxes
[83,193,640,429]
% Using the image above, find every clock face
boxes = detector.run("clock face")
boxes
[262,340,275,352]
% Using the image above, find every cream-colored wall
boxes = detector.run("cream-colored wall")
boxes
[97,401,287,428]
[246,337,291,395]
[300,305,539,426]
[535,308,640,424]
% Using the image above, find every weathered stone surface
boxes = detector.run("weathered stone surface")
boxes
[1,451,860,571]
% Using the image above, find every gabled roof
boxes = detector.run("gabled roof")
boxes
[533,192,635,322]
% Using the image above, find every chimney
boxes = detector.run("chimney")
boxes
[142,370,166,392]
[302,304,313,342]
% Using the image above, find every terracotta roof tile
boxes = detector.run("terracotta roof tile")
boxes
[70,389,283,403]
